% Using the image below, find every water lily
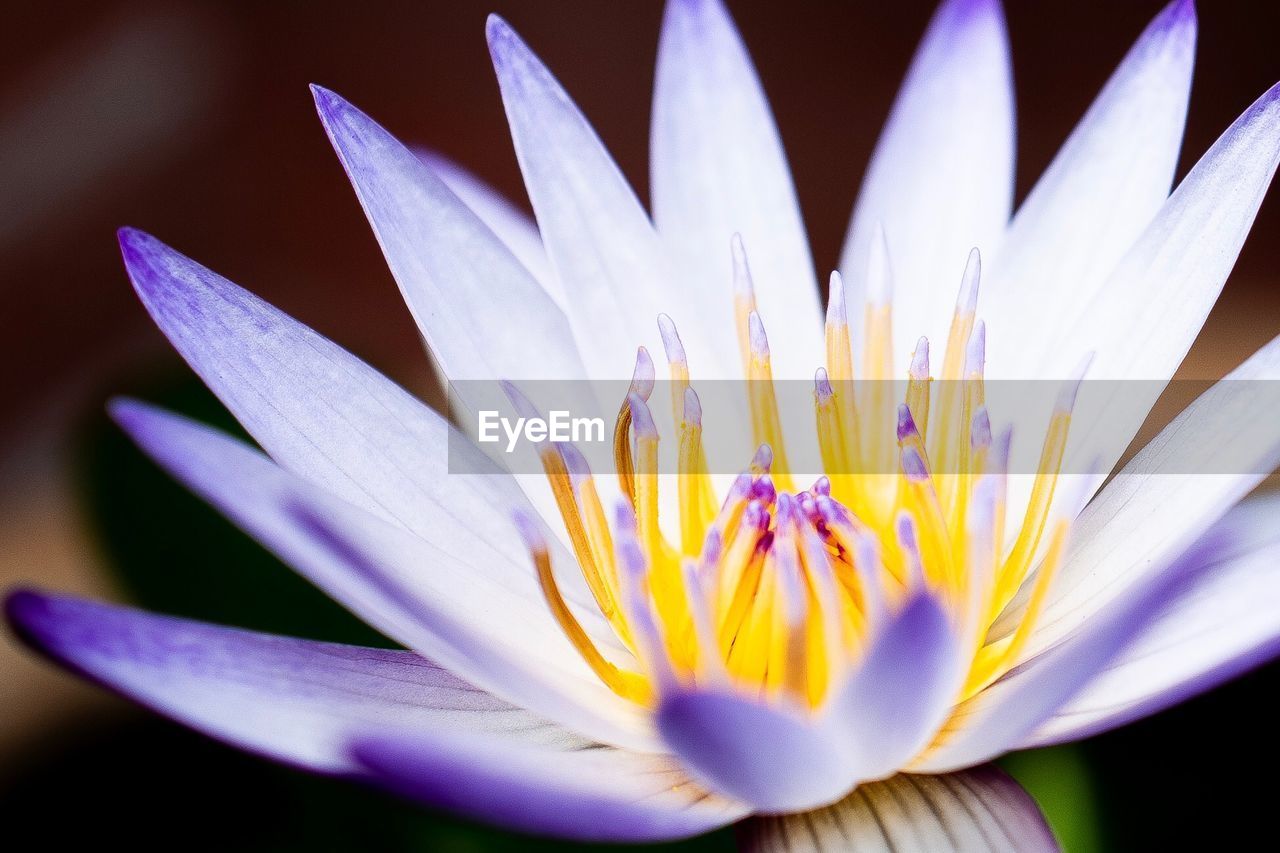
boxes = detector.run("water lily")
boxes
[10,0,1280,848]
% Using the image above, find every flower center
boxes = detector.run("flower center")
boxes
[516,239,1082,712]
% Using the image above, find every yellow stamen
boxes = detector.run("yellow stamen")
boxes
[521,532,650,704]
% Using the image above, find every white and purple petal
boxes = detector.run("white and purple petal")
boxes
[353,728,746,842]
[8,590,739,843]
[118,228,543,566]
[824,592,965,780]
[1002,333,1280,657]
[1027,492,1280,746]
[5,590,582,773]
[655,688,857,812]
[112,399,656,750]
[313,87,584,384]
[915,511,1243,773]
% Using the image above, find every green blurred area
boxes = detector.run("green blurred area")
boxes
[21,369,1280,851]
[999,747,1100,853]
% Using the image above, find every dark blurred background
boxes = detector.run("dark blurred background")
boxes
[2,1,1278,849]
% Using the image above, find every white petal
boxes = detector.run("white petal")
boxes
[7,590,584,772]
[412,147,560,306]
[1008,332,1280,659]
[1041,80,1280,382]
[984,0,1196,378]
[651,0,821,377]
[914,517,1229,773]
[119,228,595,608]
[1026,493,1280,746]
[840,0,1014,355]
[314,86,584,383]
[928,336,1280,771]
[488,16,736,379]
[10,590,738,843]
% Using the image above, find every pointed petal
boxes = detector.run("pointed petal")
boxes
[1027,493,1280,746]
[412,147,559,303]
[840,0,1014,353]
[113,400,656,750]
[656,689,857,812]
[312,86,584,383]
[825,592,964,779]
[1022,83,1280,527]
[117,228,596,605]
[1046,78,1280,382]
[487,16,735,379]
[352,729,746,842]
[985,0,1196,377]
[5,590,583,774]
[740,766,1057,852]
[650,0,821,376]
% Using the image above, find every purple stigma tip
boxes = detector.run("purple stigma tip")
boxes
[751,444,773,471]
[700,529,723,566]
[815,367,834,400]
[901,446,930,481]
[725,471,752,503]
[614,501,638,535]
[813,476,831,496]
[558,442,591,480]
[971,407,992,448]
[910,337,931,379]
[500,380,541,422]
[897,404,919,442]
[631,348,656,400]
[683,387,702,425]
[628,393,657,438]
[749,475,776,506]
[657,314,687,365]
[966,320,986,371]
[956,248,982,313]
[896,512,919,553]
[748,311,769,357]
